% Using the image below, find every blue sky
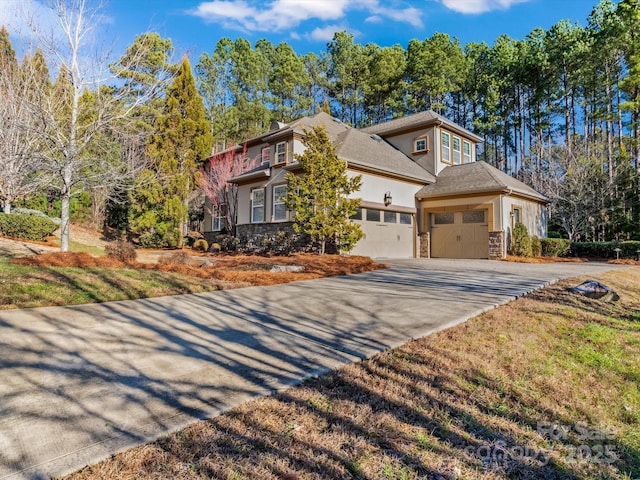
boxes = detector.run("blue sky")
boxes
[1,0,612,61]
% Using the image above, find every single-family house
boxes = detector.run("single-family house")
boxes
[203,110,547,259]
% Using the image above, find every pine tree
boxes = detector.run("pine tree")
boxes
[285,126,363,254]
[134,55,212,247]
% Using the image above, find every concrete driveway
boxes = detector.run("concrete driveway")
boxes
[0,259,625,479]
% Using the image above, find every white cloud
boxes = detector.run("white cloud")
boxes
[439,0,532,14]
[307,24,349,42]
[0,0,59,42]
[188,0,423,34]
[365,15,383,23]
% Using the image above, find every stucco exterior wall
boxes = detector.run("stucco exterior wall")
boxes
[381,129,437,176]
[348,171,423,208]
[501,196,548,251]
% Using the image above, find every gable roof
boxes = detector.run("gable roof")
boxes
[416,161,548,203]
[261,111,434,183]
[362,110,484,143]
[335,127,435,183]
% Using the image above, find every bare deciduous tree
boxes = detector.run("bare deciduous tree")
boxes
[197,144,259,235]
[23,0,170,250]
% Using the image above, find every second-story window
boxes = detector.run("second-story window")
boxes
[414,137,428,153]
[463,140,472,163]
[261,146,270,165]
[453,136,461,164]
[275,142,286,164]
[441,132,451,163]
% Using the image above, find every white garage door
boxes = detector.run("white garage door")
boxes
[350,208,414,258]
[431,209,489,259]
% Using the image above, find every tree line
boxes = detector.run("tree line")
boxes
[1,0,639,248]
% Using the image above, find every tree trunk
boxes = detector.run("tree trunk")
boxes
[3,203,10,214]
[60,190,71,252]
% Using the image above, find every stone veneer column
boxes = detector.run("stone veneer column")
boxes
[488,231,504,260]
[419,232,430,258]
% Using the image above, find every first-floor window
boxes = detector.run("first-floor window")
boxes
[512,207,521,227]
[211,206,224,231]
[251,189,264,223]
[350,208,363,220]
[272,185,287,222]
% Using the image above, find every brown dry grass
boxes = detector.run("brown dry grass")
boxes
[63,268,640,480]
[13,252,383,287]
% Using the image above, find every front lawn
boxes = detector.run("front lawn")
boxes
[0,252,383,310]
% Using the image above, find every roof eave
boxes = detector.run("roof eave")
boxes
[345,158,434,184]
[417,186,548,202]
[229,169,271,184]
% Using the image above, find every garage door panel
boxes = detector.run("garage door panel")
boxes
[430,209,488,259]
[350,210,414,258]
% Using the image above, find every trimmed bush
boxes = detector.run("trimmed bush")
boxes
[540,238,571,257]
[193,239,208,252]
[105,239,137,262]
[570,242,614,258]
[570,241,640,259]
[531,236,542,257]
[511,222,532,257]
[620,241,640,259]
[0,213,58,241]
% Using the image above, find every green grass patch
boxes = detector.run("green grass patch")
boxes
[0,257,224,309]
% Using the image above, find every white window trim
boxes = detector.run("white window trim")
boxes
[211,206,223,231]
[251,188,265,224]
[463,140,472,163]
[441,131,451,164]
[272,185,287,222]
[453,136,461,165]
[275,142,286,165]
[413,135,428,154]
[261,146,270,165]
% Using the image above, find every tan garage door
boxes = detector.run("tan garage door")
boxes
[431,209,489,259]
[350,208,414,258]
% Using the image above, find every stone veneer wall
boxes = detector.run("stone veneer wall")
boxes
[236,222,295,239]
[419,232,430,258]
[206,222,324,254]
[488,231,505,259]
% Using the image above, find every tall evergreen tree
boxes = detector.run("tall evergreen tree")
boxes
[132,55,212,247]
[285,126,363,254]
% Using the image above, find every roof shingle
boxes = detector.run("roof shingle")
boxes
[416,161,547,202]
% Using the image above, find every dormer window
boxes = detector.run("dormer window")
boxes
[463,141,472,163]
[413,136,428,154]
[275,142,286,164]
[453,137,461,164]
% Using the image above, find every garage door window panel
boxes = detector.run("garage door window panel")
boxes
[384,211,397,223]
[399,213,412,225]
[434,212,454,225]
[463,210,485,224]
[366,209,381,222]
